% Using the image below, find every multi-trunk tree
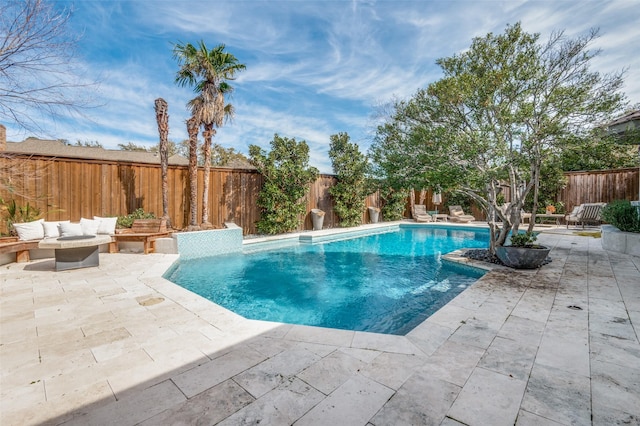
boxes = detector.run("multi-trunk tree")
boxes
[371,23,626,254]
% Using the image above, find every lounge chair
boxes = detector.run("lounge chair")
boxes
[448,205,476,223]
[566,203,606,229]
[413,204,433,222]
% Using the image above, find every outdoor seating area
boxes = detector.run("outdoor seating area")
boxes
[0,218,174,267]
[1,228,638,425]
[566,203,607,229]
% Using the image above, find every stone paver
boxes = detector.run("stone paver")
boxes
[1,230,639,425]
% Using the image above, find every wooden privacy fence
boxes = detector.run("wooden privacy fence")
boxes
[0,154,379,235]
[1,153,637,235]
[558,167,639,212]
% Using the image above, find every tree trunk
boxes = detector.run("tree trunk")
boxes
[410,189,416,218]
[418,189,426,205]
[201,123,215,228]
[154,98,171,228]
[187,117,200,229]
[527,158,541,233]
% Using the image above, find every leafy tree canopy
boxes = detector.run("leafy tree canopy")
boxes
[559,133,638,171]
[118,142,150,152]
[210,143,251,167]
[118,141,183,157]
[63,140,103,148]
[370,22,626,253]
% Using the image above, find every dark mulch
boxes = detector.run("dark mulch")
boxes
[462,249,505,265]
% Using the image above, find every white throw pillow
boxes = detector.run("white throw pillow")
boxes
[58,222,83,237]
[94,216,117,235]
[12,219,45,241]
[43,220,69,238]
[80,218,101,235]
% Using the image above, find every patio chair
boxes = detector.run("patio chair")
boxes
[413,204,433,222]
[565,205,582,228]
[448,205,476,223]
[566,203,606,229]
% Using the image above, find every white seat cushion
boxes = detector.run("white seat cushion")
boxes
[94,216,117,235]
[58,222,83,237]
[12,219,45,240]
[43,220,70,238]
[80,218,101,235]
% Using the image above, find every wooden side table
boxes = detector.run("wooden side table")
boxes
[432,214,449,222]
[535,214,565,225]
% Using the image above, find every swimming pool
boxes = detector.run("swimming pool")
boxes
[165,225,489,335]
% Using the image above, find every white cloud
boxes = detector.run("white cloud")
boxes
[5,0,639,170]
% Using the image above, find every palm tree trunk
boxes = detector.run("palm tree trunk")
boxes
[201,123,215,227]
[154,98,171,228]
[187,116,200,229]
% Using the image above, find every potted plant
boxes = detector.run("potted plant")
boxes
[495,232,550,269]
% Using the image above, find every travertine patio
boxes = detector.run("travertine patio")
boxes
[1,230,639,425]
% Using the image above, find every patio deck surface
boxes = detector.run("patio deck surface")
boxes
[1,229,639,425]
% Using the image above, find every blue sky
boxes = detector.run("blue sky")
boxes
[5,0,640,173]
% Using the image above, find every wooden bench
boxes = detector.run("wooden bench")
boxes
[0,237,40,263]
[113,219,172,254]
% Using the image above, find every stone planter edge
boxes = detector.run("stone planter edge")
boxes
[601,224,640,257]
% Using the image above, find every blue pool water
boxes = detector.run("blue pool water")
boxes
[165,226,489,335]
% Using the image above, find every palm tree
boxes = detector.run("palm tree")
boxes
[173,41,246,227]
[154,98,171,228]
[186,116,200,228]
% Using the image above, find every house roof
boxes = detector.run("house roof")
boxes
[607,110,640,135]
[3,138,190,166]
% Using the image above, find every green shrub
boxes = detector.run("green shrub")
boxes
[117,208,156,228]
[328,133,369,227]
[510,231,537,247]
[2,199,42,235]
[379,187,408,221]
[601,200,640,233]
[250,135,319,235]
